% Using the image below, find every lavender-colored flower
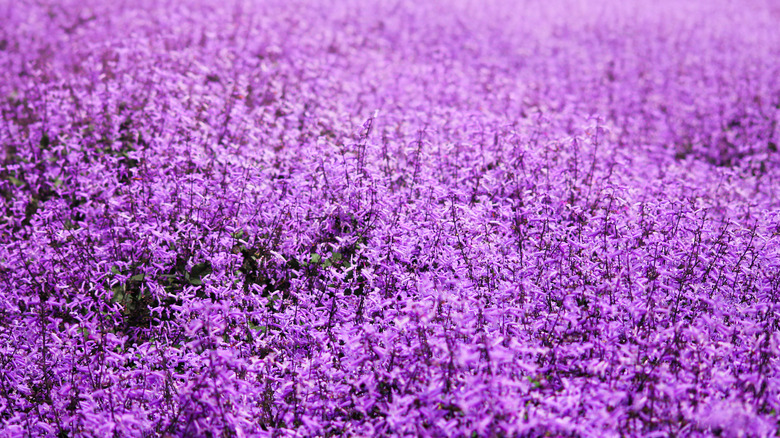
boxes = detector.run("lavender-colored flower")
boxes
[1,0,779,436]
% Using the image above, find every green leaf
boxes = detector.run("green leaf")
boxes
[8,176,23,187]
[24,198,39,218]
[190,261,212,278]
[130,274,145,282]
[248,322,268,334]
[331,252,342,262]
[188,278,203,286]
[310,253,321,264]
[111,265,120,275]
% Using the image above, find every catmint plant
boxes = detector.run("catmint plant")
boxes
[1,0,778,436]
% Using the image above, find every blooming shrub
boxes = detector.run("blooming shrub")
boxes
[1,0,779,436]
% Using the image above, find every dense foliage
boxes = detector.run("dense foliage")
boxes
[1,0,779,436]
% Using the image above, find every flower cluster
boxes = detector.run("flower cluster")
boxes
[1,0,779,436]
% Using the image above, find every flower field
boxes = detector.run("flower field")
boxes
[1,0,779,436]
